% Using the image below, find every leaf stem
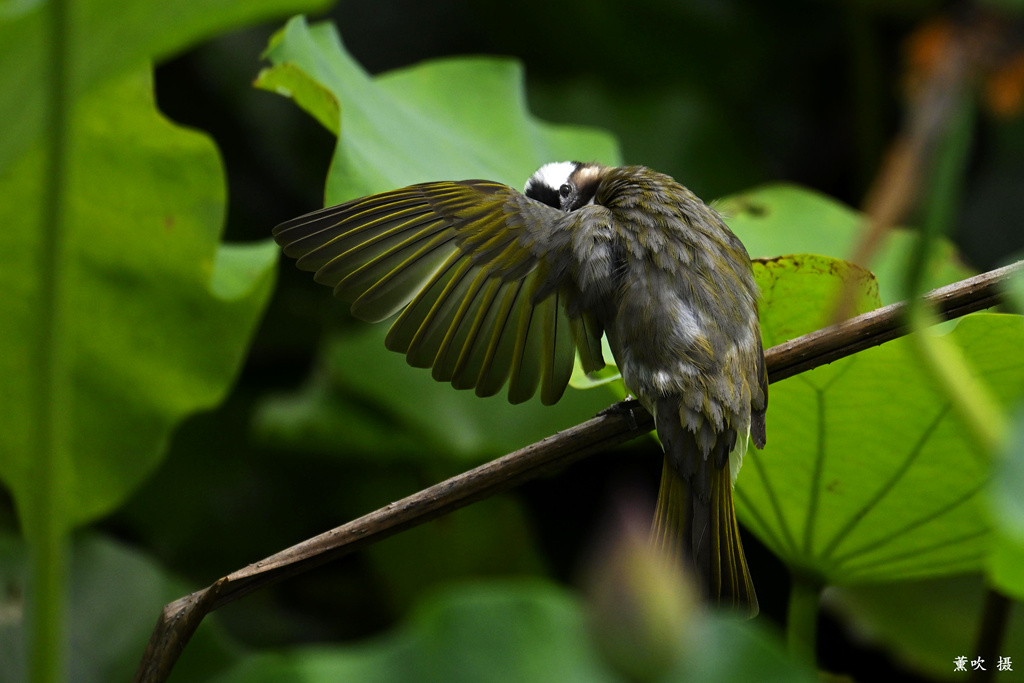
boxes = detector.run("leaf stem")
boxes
[968,587,1013,683]
[27,528,68,683]
[786,574,822,663]
[29,0,72,681]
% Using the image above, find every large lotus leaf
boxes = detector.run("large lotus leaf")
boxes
[0,66,276,536]
[0,0,330,173]
[0,532,239,683]
[753,254,879,348]
[204,580,812,683]
[720,184,971,304]
[736,307,1024,584]
[736,252,1024,584]
[255,15,621,203]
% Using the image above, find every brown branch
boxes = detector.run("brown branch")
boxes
[134,260,1022,683]
[767,261,1021,382]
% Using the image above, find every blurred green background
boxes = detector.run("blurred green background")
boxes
[4,0,1024,681]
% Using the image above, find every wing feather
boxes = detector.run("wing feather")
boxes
[475,278,529,397]
[540,292,577,405]
[570,310,606,374]
[405,258,479,368]
[384,249,463,355]
[274,180,606,404]
[450,277,505,390]
[345,226,456,322]
[279,197,431,270]
[310,215,449,287]
[432,268,492,382]
[508,273,545,404]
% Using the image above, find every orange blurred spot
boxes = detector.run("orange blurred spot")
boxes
[905,18,955,83]
[985,51,1024,119]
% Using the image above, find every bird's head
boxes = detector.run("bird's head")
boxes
[525,161,608,212]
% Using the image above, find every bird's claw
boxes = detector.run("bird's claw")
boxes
[598,398,640,431]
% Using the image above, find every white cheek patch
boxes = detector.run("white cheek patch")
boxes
[525,161,577,193]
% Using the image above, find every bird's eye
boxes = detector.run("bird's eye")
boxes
[559,183,572,198]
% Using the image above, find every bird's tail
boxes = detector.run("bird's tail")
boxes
[650,402,758,616]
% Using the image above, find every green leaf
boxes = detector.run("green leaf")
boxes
[0,68,276,534]
[1002,257,1024,312]
[736,312,1024,584]
[569,346,624,390]
[0,0,332,173]
[252,60,340,135]
[669,617,817,683]
[0,531,240,683]
[204,580,813,683]
[736,255,1024,584]
[753,254,879,346]
[0,4,328,680]
[208,581,617,683]
[256,15,621,204]
[721,184,971,304]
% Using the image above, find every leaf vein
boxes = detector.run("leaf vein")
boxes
[831,479,986,565]
[820,403,952,560]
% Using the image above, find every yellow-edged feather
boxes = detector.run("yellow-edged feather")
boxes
[272,180,605,405]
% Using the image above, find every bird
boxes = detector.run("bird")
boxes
[273,161,767,614]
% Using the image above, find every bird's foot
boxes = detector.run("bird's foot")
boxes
[598,398,640,431]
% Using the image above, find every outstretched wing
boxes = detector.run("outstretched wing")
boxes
[273,180,606,405]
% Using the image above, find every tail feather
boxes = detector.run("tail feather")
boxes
[651,400,758,616]
[710,465,757,611]
[650,456,686,558]
[690,453,710,577]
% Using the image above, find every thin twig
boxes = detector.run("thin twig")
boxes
[134,260,1022,683]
